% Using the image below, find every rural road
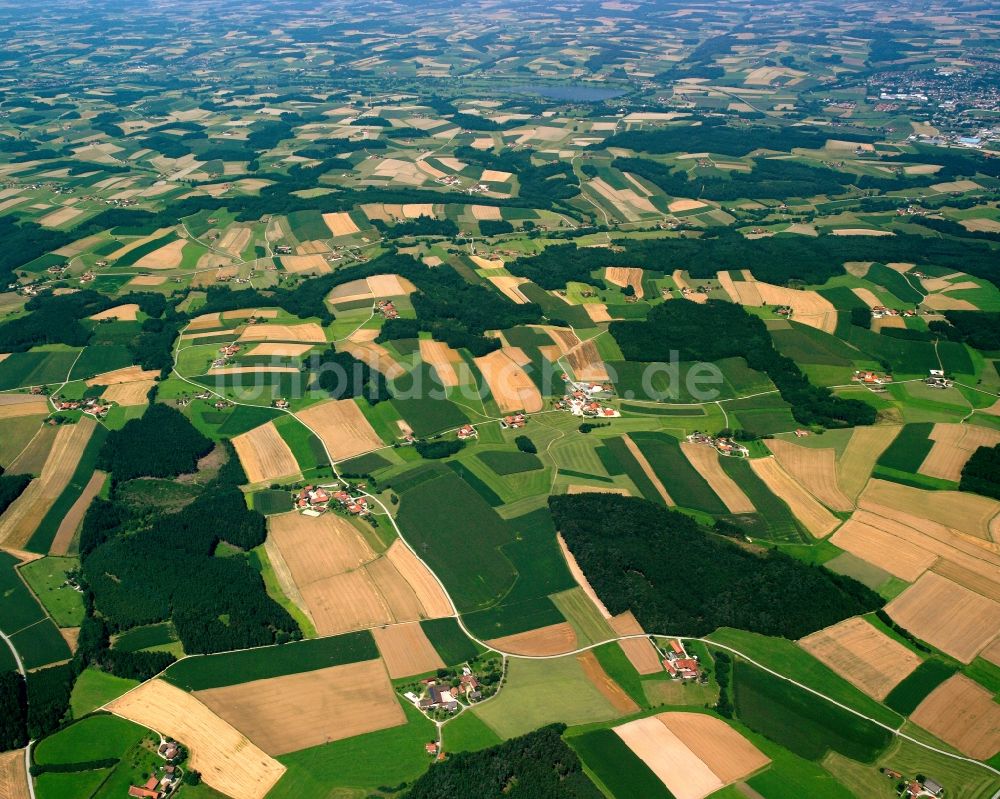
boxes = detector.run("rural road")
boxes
[0,625,38,799]
[128,317,1000,786]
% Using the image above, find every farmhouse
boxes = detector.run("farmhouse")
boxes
[555,393,621,419]
[376,299,399,320]
[457,424,478,440]
[295,485,331,512]
[852,370,893,385]
[926,369,954,389]
[500,413,527,429]
[687,432,749,457]
[417,681,459,713]
[273,398,290,410]
[662,639,701,680]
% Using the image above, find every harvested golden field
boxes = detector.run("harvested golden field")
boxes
[932,179,982,193]
[280,254,331,274]
[668,199,706,213]
[672,270,707,303]
[658,712,770,785]
[39,207,84,228]
[919,423,1000,483]
[886,572,1000,662]
[922,293,977,311]
[604,267,645,299]
[961,218,1000,233]
[558,533,612,619]
[195,659,406,756]
[470,254,505,270]
[86,366,160,386]
[269,512,376,579]
[910,675,1000,760]
[830,228,894,237]
[766,439,852,511]
[861,479,1000,541]
[623,435,674,505]
[340,339,405,380]
[753,281,837,333]
[799,617,922,700]
[541,326,581,355]
[850,287,883,308]
[474,349,543,413]
[295,398,384,460]
[829,516,937,581]
[614,716,723,799]
[102,380,155,406]
[566,485,630,496]
[0,749,29,799]
[367,273,416,297]
[322,211,360,236]
[239,322,326,343]
[50,470,106,556]
[373,622,445,679]
[565,339,609,382]
[578,650,639,714]
[488,621,578,656]
[0,395,49,419]
[419,339,462,387]
[471,204,502,221]
[186,313,222,331]
[328,278,373,305]
[837,426,900,500]
[0,417,96,549]
[680,442,754,514]
[232,422,300,484]
[610,611,662,675]
[90,303,139,322]
[402,203,435,219]
[749,457,839,537]
[486,275,531,304]
[128,275,167,286]
[244,342,314,357]
[6,424,57,476]
[383,540,453,619]
[134,238,188,269]
[584,304,612,323]
[980,637,1000,667]
[107,679,285,799]
[300,568,394,635]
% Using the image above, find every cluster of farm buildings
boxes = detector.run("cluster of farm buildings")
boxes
[52,395,112,418]
[126,741,184,799]
[404,666,484,715]
[211,342,242,369]
[555,378,620,418]
[686,432,750,457]
[661,639,701,680]
[295,485,371,517]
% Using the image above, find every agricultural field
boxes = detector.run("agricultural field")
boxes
[3,3,1000,798]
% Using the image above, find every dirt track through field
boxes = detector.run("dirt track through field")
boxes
[624,435,674,505]
[749,457,839,537]
[910,674,1000,759]
[232,422,301,484]
[799,617,922,700]
[194,659,406,755]
[766,439,852,511]
[373,622,445,678]
[681,443,754,513]
[0,416,96,549]
[295,398,384,461]
[50,470,106,556]
[886,572,1000,663]
[107,679,286,799]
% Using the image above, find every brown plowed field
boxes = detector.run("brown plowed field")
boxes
[367,274,416,297]
[829,516,937,581]
[566,339,609,382]
[195,660,406,756]
[322,211,360,236]
[373,623,445,678]
[799,617,922,700]
[340,340,405,380]
[910,674,1000,760]
[886,572,1000,663]
[107,680,285,799]
[232,422,301,484]
[658,712,770,785]
[0,750,29,799]
[577,650,639,714]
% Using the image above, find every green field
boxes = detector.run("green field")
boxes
[113,621,177,652]
[270,702,435,799]
[717,456,809,543]
[476,449,544,475]
[34,768,113,799]
[883,659,958,715]
[629,431,728,514]
[391,396,470,437]
[875,422,934,473]
[273,413,329,471]
[733,660,892,763]
[252,488,294,514]
[396,466,516,612]
[551,587,616,647]
[34,713,146,766]
[10,621,72,670]
[0,349,82,390]
[568,728,675,799]
[69,668,140,718]
[0,551,48,630]
[473,655,621,739]
[18,557,86,626]
[443,709,503,753]
[163,630,378,690]
[420,617,481,665]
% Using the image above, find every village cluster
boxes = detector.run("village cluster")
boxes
[686,431,750,457]
[555,377,621,419]
[294,483,371,517]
